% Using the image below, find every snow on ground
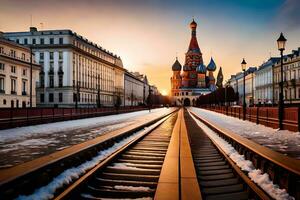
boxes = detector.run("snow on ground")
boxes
[0,108,173,168]
[80,193,152,200]
[189,111,295,200]
[189,107,300,159]
[16,116,165,200]
[0,108,169,142]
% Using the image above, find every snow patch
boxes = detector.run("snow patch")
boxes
[189,111,295,200]
[114,185,152,192]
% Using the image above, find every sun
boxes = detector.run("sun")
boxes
[161,90,168,96]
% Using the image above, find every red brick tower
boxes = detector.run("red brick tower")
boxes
[170,58,182,96]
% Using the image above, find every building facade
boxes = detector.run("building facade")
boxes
[4,27,124,108]
[170,19,222,106]
[254,57,279,105]
[124,71,150,106]
[0,34,40,108]
[273,48,300,105]
[227,67,257,106]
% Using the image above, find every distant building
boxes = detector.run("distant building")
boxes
[227,67,257,106]
[124,71,150,106]
[0,33,40,108]
[254,57,280,105]
[170,19,220,106]
[4,27,124,107]
[273,48,300,104]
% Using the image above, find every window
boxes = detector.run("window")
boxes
[21,53,25,60]
[40,93,44,102]
[24,38,28,44]
[58,75,63,87]
[3,99,6,105]
[59,38,63,44]
[299,88,300,99]
[22,81,26,95]
[49,75,54,88]
[16,39,19,43]
[32,38,36,44]
[0,46,3,53]
[59,93,63,102]
[11,79,16,93]
[73,93,76,102]
[10,50,16,57]
[49,93,54,102]
[11,66,16,73]
[0,77,4,92]
[50,52,54,60]
[40,73,45,88]
[40,38,44,44]
[50,38,54,44]
[40,52,44,60]
[59,51,63,60]
[0,63,4,70]
[22,69,27,76]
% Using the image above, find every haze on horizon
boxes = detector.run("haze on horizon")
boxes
[1,0,299,94]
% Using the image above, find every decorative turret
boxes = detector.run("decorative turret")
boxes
[207,57,217,71]
[216,67,223,88]
[196,63,206,74]
[172,58,182,71]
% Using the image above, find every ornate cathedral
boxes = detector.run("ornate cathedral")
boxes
[170,19,223,106]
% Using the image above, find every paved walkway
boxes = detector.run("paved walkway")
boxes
[188,107,300,159]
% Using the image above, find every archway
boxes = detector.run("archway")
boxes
[183,98,191,106]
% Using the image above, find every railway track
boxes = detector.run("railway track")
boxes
[56,112,177,199]
[186,109,300,200]
[0,109,177,200]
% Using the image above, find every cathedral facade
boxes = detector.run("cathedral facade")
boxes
[170,19,222,106]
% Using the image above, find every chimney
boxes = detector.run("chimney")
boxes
[30,27,37,32]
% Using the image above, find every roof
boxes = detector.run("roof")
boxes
[207,57,217,71]
[172,58,182,71]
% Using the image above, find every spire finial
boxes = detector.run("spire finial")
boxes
[176,52,178,60]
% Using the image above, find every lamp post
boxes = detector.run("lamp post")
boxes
[29,45,33,108]
[241,58,247,120]
[277,32,287,130]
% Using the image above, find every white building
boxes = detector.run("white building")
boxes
[124,71,150,106]
[254,57,279,105]
[4,27,124,107]
[0,34,40,108]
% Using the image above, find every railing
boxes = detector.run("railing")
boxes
[0,105,163,130]
[200,105,300,132]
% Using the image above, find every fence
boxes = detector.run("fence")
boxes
[201,105,300,132]
[0,106,161,130]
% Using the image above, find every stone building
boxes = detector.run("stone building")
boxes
[4,27,124,107]
[273,48,300,104]
[0,33,40,108]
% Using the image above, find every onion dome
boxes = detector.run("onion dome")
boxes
[207,57,217,71]
[190,19,197,29]
[172,58,182,71]
[183,65,191,71]
[196,63,207,74]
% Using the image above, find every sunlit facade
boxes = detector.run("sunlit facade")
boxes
[4,27,125,107]
[0,34,40,108]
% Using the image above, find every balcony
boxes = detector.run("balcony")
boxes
[11,91,17,95]
[22,91,27,96]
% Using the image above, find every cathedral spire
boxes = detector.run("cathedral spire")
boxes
[188,19,201,53]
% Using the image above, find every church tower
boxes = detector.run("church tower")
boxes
[170,58,182,96]
[184,19,203,87]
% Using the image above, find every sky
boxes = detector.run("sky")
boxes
[0,0,299,95]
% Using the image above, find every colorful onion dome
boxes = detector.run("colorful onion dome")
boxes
[207,57,217,71]
[196,63,207,73]
[172,58,182,71]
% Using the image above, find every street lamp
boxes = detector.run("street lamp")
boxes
[277,32,287,130]
[241,58,247,120]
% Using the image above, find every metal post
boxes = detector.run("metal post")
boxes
[243,69,246,120]
[30,46,33,108]
[278,50,284,129]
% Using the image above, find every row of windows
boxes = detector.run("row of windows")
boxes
[40,93,63,103]
[15,37,64,45]
[39,51,63,60]
[39,74,63,88]
[0,46,29,61]
[274,88,300,100]
[0,77,27,94]
[0,62,28,76]
[174,92,190,96]
[1,99,29,108]
[274,69,300,83]
[72,93,113,104]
